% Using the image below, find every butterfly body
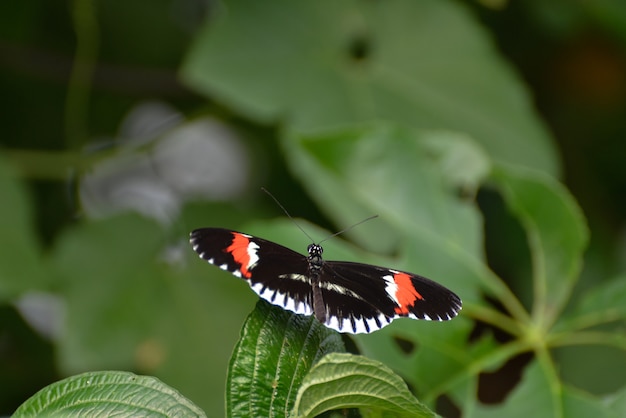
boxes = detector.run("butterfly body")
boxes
[190,227,461,334]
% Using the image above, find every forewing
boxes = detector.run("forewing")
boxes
[190,228,314,315]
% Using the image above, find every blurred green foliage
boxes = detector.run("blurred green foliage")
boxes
[1,0,626,416]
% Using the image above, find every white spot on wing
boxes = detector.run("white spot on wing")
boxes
[278,273,310,283]
[325,316,342,333]
[319,282,366,301]
[245,241,260,271]
[325,313,391,334]
[365,317,382,332]
[281,293,312,315]
[254,285,313,316]
[382,274,401,305]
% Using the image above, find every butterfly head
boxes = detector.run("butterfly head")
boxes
[307,243,324,268]
[307,243,323,257]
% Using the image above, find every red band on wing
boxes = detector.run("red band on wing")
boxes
[393,272,424,315]
[225,233,253,278]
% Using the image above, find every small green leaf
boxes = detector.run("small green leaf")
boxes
[13,370,205,417]
[226,300,345,418]
[493,164,589,326]
[291,352,437,418]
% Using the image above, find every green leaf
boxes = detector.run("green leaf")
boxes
[420,131,492,196]
[467,359,556,417]
[466,360,616,418]
[562,386,620,418]
[0,154,44,300]
[291,352,437,418]
[551,277,626,395]
[565,275,626,329]
[47,210,322,416]
[50,213,168,372]
[356,316,491,403]
[492,164,589,327]
[181,0,558,174]
[554,345,626,396]
[13,370,205,417]
[283,125,486,301]
[226,300,345,418]
[606,386,626,417]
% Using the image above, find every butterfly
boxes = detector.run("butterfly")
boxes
[190,227,461,334]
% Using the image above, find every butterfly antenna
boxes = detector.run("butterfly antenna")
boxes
[261,187,316,243]
[318,214,378,244]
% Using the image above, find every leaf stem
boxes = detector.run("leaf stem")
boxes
[554,310,624,333]
[65,0,99,150]
[535,347,564,418]
[547,330,626,350]
[462,303,523,336]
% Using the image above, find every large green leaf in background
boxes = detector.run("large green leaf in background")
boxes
[181,0,559,175]
[46,211,259,416]
[492,164,589,328]
[50,214,168,372]
[284,125,487,299]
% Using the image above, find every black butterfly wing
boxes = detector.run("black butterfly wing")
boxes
[190,228,462,334]
[318,261,462,333]
[190,228,315,316]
